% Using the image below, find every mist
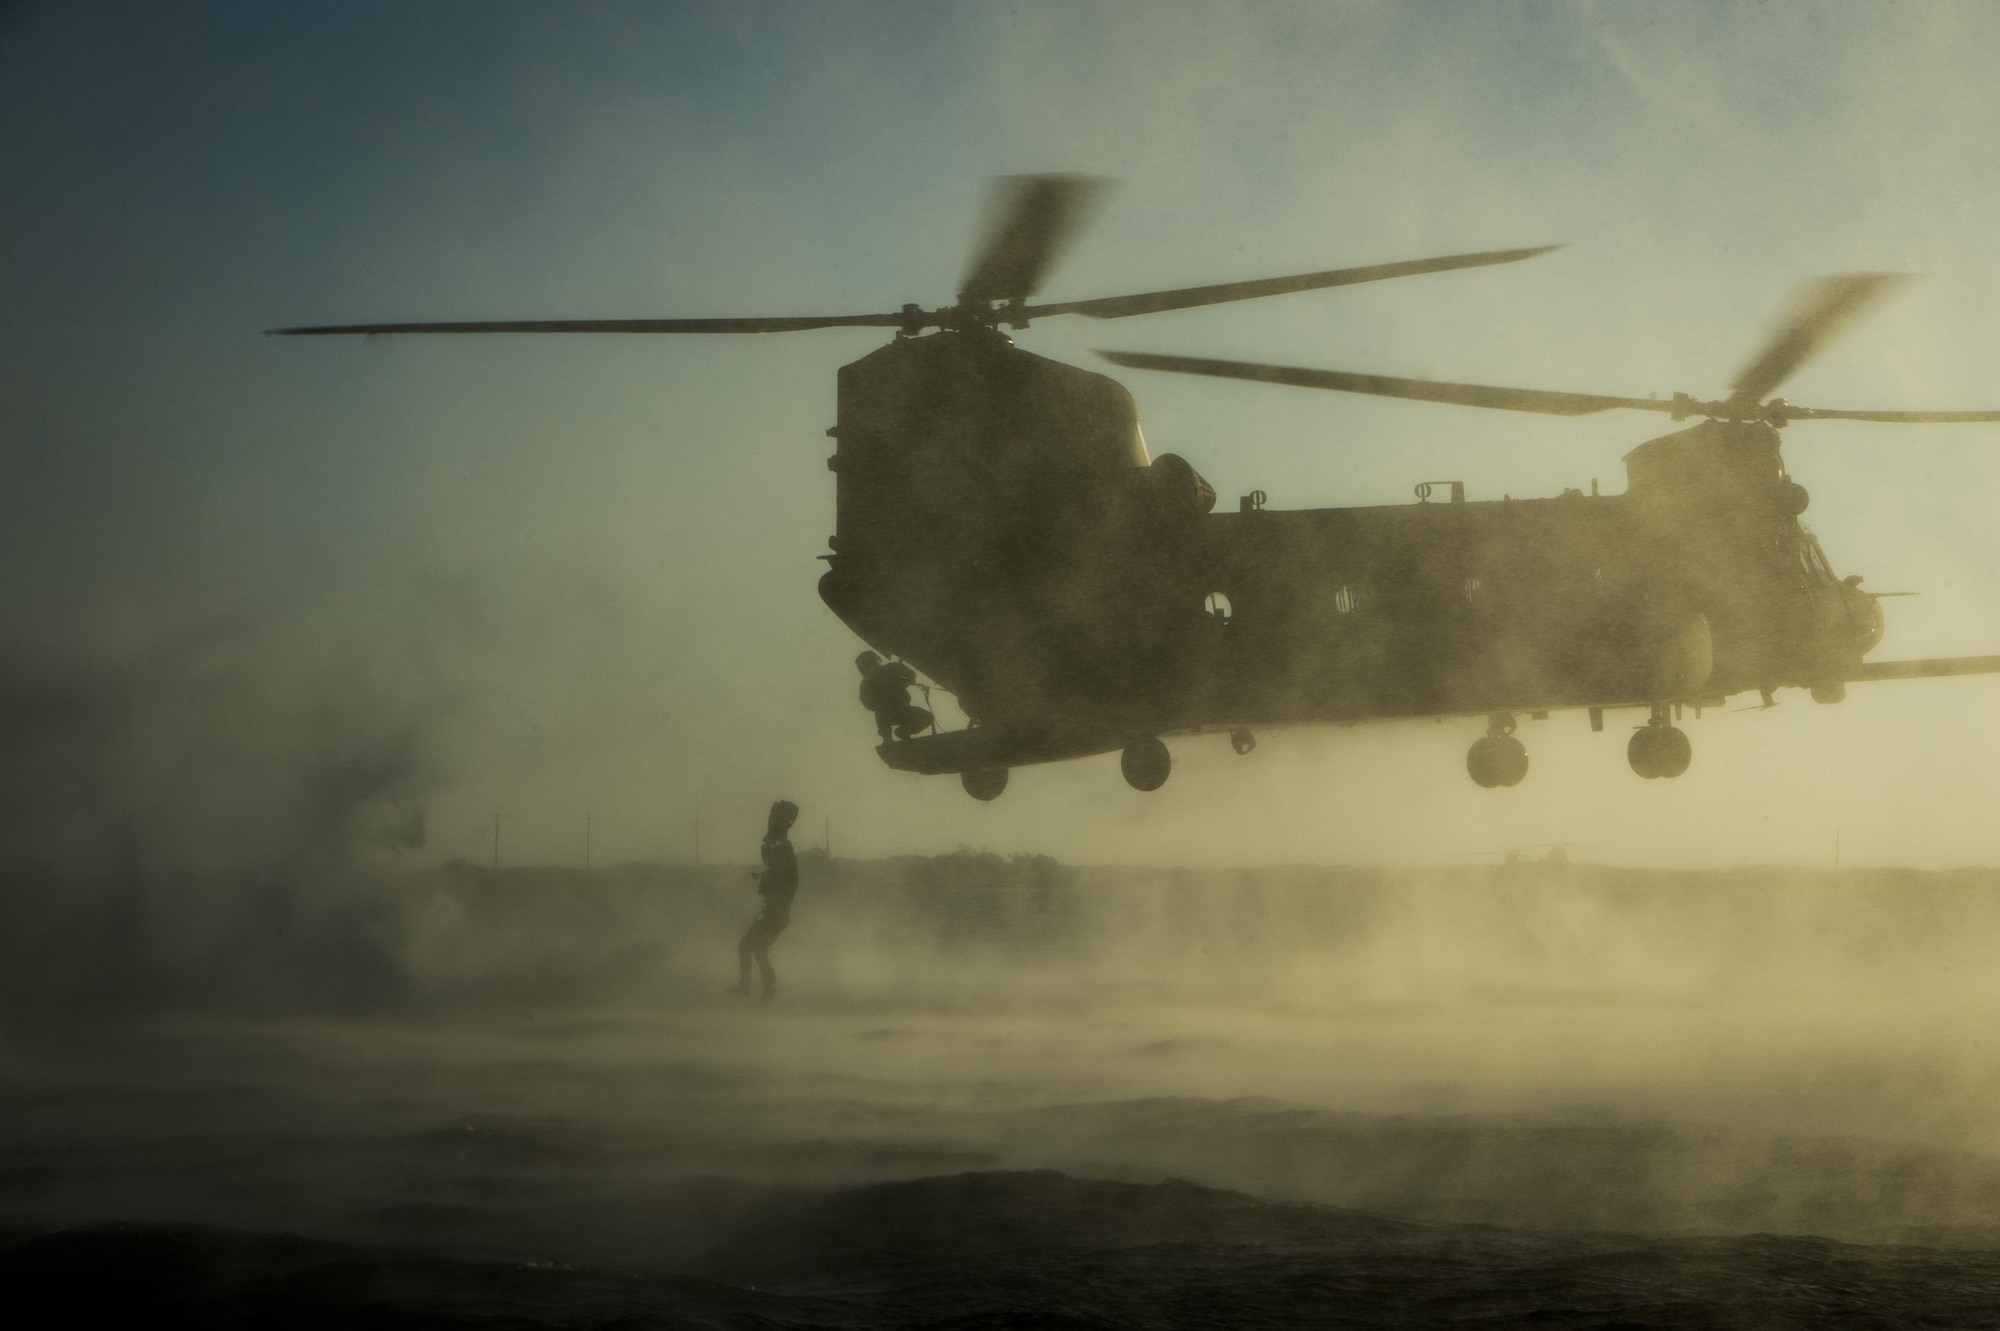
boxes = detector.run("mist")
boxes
[8,2,2000,1324]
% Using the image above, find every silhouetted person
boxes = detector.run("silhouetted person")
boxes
[855,651,932,741]
[733,799,799,1003]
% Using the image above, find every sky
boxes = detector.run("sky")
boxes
[5,0,2000,870]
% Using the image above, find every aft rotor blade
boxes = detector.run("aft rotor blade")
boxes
[958,174,1110,306]
[1847,654,2000,683]
[1780,405,2000,424]
[1730,273,1912,402]
[267,314,907,336]
[1035,245,1561,321]
[1098,350,1667,417]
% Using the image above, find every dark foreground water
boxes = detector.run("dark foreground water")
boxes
[6,860,2000,1325]
[4,1007,2000,1330]
[12,1173,2000,1329]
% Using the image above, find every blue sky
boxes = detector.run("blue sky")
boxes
[6,2,2000,869]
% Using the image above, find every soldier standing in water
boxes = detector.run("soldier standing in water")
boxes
[733,800,799,1004]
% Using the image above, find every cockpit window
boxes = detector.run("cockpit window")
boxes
[1799,535,1837,585]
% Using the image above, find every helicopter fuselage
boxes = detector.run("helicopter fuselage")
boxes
[816,330,1884,782]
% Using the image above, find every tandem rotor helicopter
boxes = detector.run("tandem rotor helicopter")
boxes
[275,176,2000,799]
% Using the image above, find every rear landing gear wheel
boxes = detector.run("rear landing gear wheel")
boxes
[961,767,1009,801]
[1627,725,1691,779]
[1466,735,1529,788]
[1121,737,1171,791]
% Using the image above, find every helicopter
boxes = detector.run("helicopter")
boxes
[274,176,2000,799]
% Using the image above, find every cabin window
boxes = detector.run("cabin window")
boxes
[1333,585,1368,614]
[1463,577,1483,600]
[1204,592,1233,622]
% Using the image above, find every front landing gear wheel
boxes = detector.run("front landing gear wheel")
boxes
[1627,725,1692,779]
[1466,735,1529,788]
[1121,737,1171,791]
[961,768,1009,801]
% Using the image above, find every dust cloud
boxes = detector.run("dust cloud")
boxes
[0,600,443,1016]
[10,3,2000,1323]
[9,844,2000,1239]
[5,625,2000,1322]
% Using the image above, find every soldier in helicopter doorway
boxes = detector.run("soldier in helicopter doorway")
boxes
[854,652,933,742]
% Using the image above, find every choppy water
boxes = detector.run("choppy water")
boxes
[6,859,2000,1325]
[13,1174,2000,1329]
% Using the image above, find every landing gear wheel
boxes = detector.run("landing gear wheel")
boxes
[960,767,1009,801]
[1627,725,1692,779]
[1120,737,1172,791]
[1466,734,1529,788]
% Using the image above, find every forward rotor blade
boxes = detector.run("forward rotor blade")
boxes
[1780,405,2000,423]
[958,174,1110,306]
[1730,273,1912,402]
[267,314,906,336]
[1035,245,1560,321]
[1098,350,1667,417]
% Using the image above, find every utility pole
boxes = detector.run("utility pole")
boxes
[585,810,592,875]
[492,812,500,871]
[824,813,831,858]
[694,816,702,867]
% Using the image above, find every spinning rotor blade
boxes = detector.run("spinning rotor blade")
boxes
[1730,273,1912,402]
[1097,351,1667,416]
[1848,654,2000,683]
[1032,245,1561,321]
[269,314,906,336]
[958,174,1110,305]
[274,175,1559,339]
[1100,351,2000,426]
[1778,405,2000,423]
[272,241,1562,338]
